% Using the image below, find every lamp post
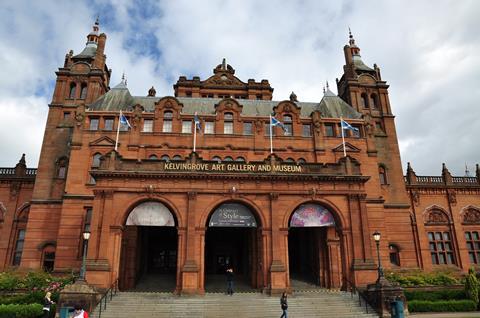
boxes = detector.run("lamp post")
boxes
[372,230,384,282]
[79,231,91,280]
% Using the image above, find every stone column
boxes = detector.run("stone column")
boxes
[181,191,200,294]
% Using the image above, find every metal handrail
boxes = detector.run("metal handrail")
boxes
[94,279,118,318]
[344,278,375,315]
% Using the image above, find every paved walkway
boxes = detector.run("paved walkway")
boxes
[410,313,480,317]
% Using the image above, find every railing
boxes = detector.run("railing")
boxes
[344,278,374,315]
[25,168,37,175]
[0,168,15,175]
[452,176,477,183]
[94,279,118,318]
[416,176,444,183]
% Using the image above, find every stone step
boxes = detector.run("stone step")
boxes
[91,290,378,318]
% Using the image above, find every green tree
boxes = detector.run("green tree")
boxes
[465,267,479,306]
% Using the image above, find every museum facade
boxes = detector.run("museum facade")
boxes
[0,21,479,294]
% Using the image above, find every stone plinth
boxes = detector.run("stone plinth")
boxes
[58,280,99,315]
[365,277,407,318]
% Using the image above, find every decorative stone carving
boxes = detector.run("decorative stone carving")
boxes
[412,190,420,206]
[312,111,322,135]
[254,119,263,134]
[426,209,449,224]
[463,208,480,224]
[447,190,457,205]
[270,192,279,200]
[74,105,86,126]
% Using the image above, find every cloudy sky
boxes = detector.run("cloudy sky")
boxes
[0,0,478,175]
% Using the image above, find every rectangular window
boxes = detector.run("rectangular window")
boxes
[104,119,114,131]
[182,121,192,133]
[302,124,311,137]
[204,122,214,134]
[224,122,233,134]
[243,122,253,135]
[325,124,335,137]
[13,229,26,266]
[119,117,129,131]
[63,112,71,120]
[84,208,93,232]
[265,123,275,136]
[89,118,99,131]
[352,125,362,137]
[143,119,153,132]
[43,252,55,272]
[428,231,455,265]
[163,120,172,132]
[466,231,480,264]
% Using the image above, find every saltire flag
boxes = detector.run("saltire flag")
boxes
[194,112,202,132]
[271,116,287,132]
[120,111,131,128]
[341,119,359,133]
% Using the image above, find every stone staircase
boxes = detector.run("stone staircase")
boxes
[91,290,379,318]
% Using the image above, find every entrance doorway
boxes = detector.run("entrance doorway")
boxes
[119,201,178,291]
[204,202,262,292]
[288,203,340,289]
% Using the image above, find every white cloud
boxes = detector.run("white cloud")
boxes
[0,0,478,176]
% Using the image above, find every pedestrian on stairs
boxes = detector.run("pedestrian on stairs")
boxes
[280,292,288,318]
[72,304,89,318]
[42,291,54,318]
[226,266,234,295]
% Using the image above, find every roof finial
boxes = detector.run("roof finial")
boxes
[222,58,226,70]
[465,163,471,177]
[323,85,325,94]
[95,15,99,25]
[289,91,298,102]
[121,72,125,84]
[348,27,355,46]
[326,80,329,90]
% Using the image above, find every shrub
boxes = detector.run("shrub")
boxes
[0,291,45,305]
[405,289,466,301]
[465,267,479,306]
[408,300,477,312]
[0,273,20,291]
[0,303,43,318]
[386,269,461,287]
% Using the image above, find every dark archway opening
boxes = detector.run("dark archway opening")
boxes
[119,201,178,292]
[120,226,177,291]
[204,202,262,292]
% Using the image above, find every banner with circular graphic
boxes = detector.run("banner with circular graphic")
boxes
[290,204,335,227]
[209,203,257,227]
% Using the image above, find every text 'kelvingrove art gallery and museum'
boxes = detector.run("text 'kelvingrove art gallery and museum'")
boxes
[0,20,479,296]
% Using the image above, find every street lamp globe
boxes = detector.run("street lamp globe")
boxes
[83,231,91,240]
[373,230,381,242]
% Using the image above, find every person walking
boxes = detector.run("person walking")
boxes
[72,304,89,318]
[42,291,54,318]
[280,292,288,318]
[226,266,234,295]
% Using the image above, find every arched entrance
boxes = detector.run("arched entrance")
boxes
[119,201,178,291]
[288,203,342,289]
[204,202,263,292]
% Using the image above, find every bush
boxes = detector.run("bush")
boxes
[0,273,20,291]
[408,300,477,312]
[465,267,479,305]
[0,291,45,305]
[386,269,461,287]
[405,289,466,301]
[0,271,75,293]
[0,303,43,318]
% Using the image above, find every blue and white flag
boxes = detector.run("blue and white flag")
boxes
[341,119,359,133]
[271,116,287,132]
[119,111,131,128]
[194,112,202,132]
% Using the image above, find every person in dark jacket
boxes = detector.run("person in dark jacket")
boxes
[280,292,288,318]
[226,266,234,295]
[42,291,54,318]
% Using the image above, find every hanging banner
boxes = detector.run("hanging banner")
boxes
[126,201,175,226]
[209,203,257,227]
[290,203,335,227]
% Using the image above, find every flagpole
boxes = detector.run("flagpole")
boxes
[193,119,197,153]
[115,110,122,151]
[269,115,273,154]
[340,117,346,157]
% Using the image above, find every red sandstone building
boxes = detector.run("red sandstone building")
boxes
[0,21,479,294]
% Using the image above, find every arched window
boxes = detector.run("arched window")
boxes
[283,115,293,136]
[172,155,182,161]
[163,111,173,132]
[379,166,387,185]
[224,112,234,134]
[224,156,234,161]
[41,245,56,272]
[92,153,102,168]
[69,83,77,99]
[212,156,221,163]
[56,157,68,179]
[148,155,158,160]
[285,158,295,163]
[161,155,170,162]
[370,94,378,109]
[80,83,88,99]
[298,158,306,164]
[235,157,245,162]
[389,244,400,266]
[12,205,29,266]
[360,93,369,108]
